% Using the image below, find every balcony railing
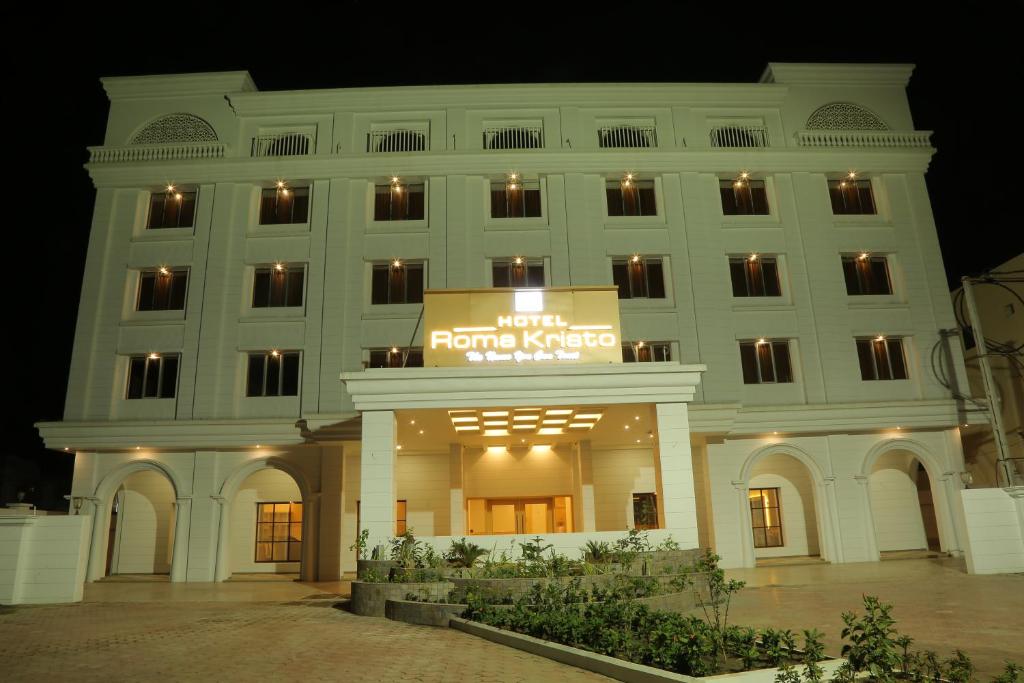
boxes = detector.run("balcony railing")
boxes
[368,129,428,153]
[250,132,314,157]
[597,125,657,149]
[483,126,544,150]
[795,130,933,148]
[88,142,228,163]
[709,126,771,148]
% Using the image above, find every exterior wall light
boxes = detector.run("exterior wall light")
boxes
[166,184,176,193]
[631,254,641,263]
[158,266,170,276]
[739,170,750,180]
[274,262,285,272]
[847,171,857,179]
[392,259,402,268]
[622,172,634,187]
[148,352,160,359]
[875,335,886,342]
[756,338,768,345]
[513,256,524,265]
[270,349,280,358]
[858,252,870,260]
[748,253,759,262]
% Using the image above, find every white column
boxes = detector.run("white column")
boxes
[170,497,191,583]
[301,493,320,582]
[939,471,965,556]
[655,403,699,548]
[449,444,464,536]
[360,410,397,556]
[732,480,756,568]
[85,498,107,582]
[855,474,880,562]
[212,496,231,581]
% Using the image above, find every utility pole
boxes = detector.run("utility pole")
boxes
[961,276,1016,487]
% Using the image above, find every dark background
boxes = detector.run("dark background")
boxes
[5,3,1022,509]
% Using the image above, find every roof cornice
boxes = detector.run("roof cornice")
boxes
[101,71,257,100]
[760,63,915,87]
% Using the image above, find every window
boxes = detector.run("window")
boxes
[856,337,908,381]
[137,268,188,311]
[252,265,304,308]
[374,182,425,221]
[396,500,408,535]
[607,178,656,216]
[612,256,666,299]
[371,261,424,304]
[729,256,781,297]
[366,347,424,368]
[622,342,671,362]
[259,186,309,224]
[632,493,658,530]
[749,488,783,548]
[842,255,892,295]
[126,353,179,399]
[720,179,769,215]
[368,129,427,153]
[828,178,876,214]
[147,188,196,229]
[246,351,300,397]
[492,258,544,287]
[598,125,656,148]
[490,180,542,218]
[255,502,302,562]
[739,340,794,384]
[483,126,543,150]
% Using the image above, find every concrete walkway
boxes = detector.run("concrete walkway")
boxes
[725,557,1023,679]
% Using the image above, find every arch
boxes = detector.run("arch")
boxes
[860,439,960,558]
[87,459,187,582]
[735,443,839,567]
[215,457,316,582]
[129,113,218,145]
[806,103,889,131]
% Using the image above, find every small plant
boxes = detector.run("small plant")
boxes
[994,662,1022,683]
[445,538,488,568]
[349,528,370,560]
[361,567,386,583]
[582,540,613,563]
[519,536,553,562]
[836,595,900,681]
[655,535,681,551]
[694,549,746,666]
[802,628,826,682]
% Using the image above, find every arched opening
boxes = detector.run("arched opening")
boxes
[227,468,304,579]
[747,453,823,562]
[869,450,942,555]
[104,470,176,578]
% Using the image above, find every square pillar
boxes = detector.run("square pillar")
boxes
[359,410,397,555]
[449,444,464,536]
[655,402,699,548]
[577,440,596,532]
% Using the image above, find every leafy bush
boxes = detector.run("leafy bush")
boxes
[445,538,488,568]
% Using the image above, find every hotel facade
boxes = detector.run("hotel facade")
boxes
[36,64,976,582]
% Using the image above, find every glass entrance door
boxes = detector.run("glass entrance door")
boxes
[467,496,574,535]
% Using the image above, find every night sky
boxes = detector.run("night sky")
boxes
[6,4,1022,508]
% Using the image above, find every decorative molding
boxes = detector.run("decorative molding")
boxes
[130,114,218,145]
[806,103,889,130]
[35,418,306,451]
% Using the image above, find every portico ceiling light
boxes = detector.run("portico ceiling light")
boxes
[482,410,509,417]
[451,417,478,423]
[449,408,603,435]
[575,413,601,420]
[546,409,573,415]
[485,429,510,437]
[455,426,480,432]
[537,427,563,435]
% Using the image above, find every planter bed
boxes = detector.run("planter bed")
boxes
[450,617,844,683]
[349,580,454,617]
[449,572,706,604]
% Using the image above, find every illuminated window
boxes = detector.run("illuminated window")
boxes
[396,500,408,535]
[828,178,875,214]
[126,354,179,399]
[856,337,908,381]
[842,255,892,295]
[371,261,424,304]
[259,186,309,224]
[255,502,302,562]
[246,351,300,397]
[622,342,671,362]
[749,488,783,548]
[739,340,793,384]
[366,348,423,368]
[137,268,188,311]
[607,179,656,216]
[147,189,196,229]
[253,265,305,308]
[492,259,544,287]
[490,180,542,218]
[374,183,425,221]
[720,179,769,215]
[632,493,658,530]
[729,256,781,297]
[612,256,666,299]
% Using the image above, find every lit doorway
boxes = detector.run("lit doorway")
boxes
[466,496,573,535]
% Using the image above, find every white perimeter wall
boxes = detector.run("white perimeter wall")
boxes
[0,516,90,604]
[592,447,657,532]
[960,487,1024,574]
[230,468,301,574]
[749,453,820,558]
[111,470,175,574]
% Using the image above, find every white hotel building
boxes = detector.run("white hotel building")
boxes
[36,63,976,582]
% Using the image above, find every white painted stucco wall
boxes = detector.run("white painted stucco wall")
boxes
[229,468,302,574]
[110,470,175,574]
[0,516,90,605]
[749,452,820,558]
[959,487,1024,574]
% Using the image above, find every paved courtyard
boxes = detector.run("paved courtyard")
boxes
[1,557,1020,681]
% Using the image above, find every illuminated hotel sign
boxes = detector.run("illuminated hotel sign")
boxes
[423,287,622,366]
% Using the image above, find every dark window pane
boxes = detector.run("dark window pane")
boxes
[870,259,891,294]
[159,356,178,398]
[407,185,425,220]
[371,265,389,305]
[747,259,765,296]
[772,342,793,383]
[406,264,424,303]
[259,190,276,224]
[405,349,424,367]
[374,186,391,220]
[286,270,304,307]
[729,259,747,296]
[291,188,309,222]
[389,264,405,303]
[168,271,187,310]
[842,257,860,295]
[147,195,165,229]
[638,186,656,215]
[857,183,876,214]
[757,342,776,382]
[750,183,769,214]
[527,264,545,287]
[492,264,510,287]
[873,340,892,380]
[252,270,270,307]
[143,358,160,397]
[606,187,623,216]
[856,339,875,380]
[178,193,196,227]
[282,353,300,396]
[266,354,282,395]
[270,270,286,307]
[645,260,666,299]
[888,340,908,379]
[740,343,759,384]
[127,357,145,399]
[622,185,639,216]
[490,188,507,218]
[138,273,156,311]
[629,261,647,297]
[761,260,781,296]
[621,344,636,362]
[828,182,845,213]
[247,355,265,396]
[524,189,542,217]
[720,181,739,215]
[612,261,630,299]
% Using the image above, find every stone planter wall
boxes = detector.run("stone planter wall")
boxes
[350,580,454,617]
[384,599,467,627]
[356,559,397,580]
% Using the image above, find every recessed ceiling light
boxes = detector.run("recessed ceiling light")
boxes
[537,427,563,435]
[546,409,573,416]
[484,429,510,437]
[482,411,509,417]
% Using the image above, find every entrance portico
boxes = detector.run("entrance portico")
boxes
[341,362,705,554]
